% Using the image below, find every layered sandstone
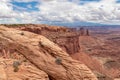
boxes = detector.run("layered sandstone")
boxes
[10,25,81,54]
[4,24,117,80]
[79,27,90,36]
[0,26,98,80]
[5,25,90,54]
[4,24,112,80]
[0,58,49,80]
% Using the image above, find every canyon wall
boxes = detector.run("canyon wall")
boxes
[9,25,89,54]
[13,25,81,54]
[3,24,114,80]
[0,26,98,80]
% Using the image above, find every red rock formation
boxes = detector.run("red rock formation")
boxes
[79,27,90,36]
[5,24,119,79]
[0,26,98,80]
[11,25,80,54]
[79,27,85,36]
[86,29,90,36]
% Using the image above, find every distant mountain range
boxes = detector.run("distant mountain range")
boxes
[47,21,120,28]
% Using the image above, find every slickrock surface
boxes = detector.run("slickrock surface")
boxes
[4,24,113,80]
[0,26,98,80]
[0,64,7,80]
[0,58,49,80]
[11,25,81,54]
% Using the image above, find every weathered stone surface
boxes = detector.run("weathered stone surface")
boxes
[12,25,81,54]
[0,26,98,80]
[0,58,49,80]
[79,27,90,36]
[0,64,7,80]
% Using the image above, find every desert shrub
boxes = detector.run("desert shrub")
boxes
[55,57,62,65]
[87,48,92,51]
[20,32,24,35]
[23,59,27,62]
[13,61,21,72]
[2,24,27,28]
[14,66,19,72]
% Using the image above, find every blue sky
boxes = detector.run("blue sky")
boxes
[0,0,120,26]
[12,1,39,11]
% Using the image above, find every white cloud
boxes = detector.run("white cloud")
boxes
[12,0,38,2]
[37,0,120,25]
[0,0,38,24]
[0,0,13,17]
[0,0,120,25]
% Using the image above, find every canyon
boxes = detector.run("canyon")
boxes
[0,26,97,80]
[0,24,120,80]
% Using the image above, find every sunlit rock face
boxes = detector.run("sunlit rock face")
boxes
[0,26,98,80]
[10,24,81,54]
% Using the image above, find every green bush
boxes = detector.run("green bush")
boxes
[55,57,62,65]
[13,61,21,72]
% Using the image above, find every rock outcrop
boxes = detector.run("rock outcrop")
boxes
[0,58,49,80]
[11,25,81,54]
[79,27,90,36]
[0,26,98,80]
[0,64,7,80]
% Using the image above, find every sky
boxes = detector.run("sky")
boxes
[0,0,120,26]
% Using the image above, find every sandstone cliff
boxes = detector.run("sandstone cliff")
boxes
[0,26,98,80]
[4,24,112,80]
[12,25,81,54]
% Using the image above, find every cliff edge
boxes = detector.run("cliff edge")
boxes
[0,26,98,80]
